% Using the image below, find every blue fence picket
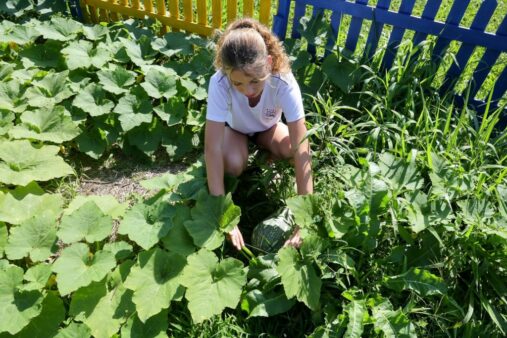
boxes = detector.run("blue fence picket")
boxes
[381,0,417,70]
[345,0,369,53]
[439,0,498,94]
[468,15,507,99]
[412,0,442,47]
[430,0,470,65]
[273,0,291,39]
[363,0,391,60]
[273,0,507,115]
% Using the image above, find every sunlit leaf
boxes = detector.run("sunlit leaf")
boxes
[58,201,113,244]
[97,64,137,95]
[61,40,111,70]
[5,214,57,262]
[37,17,83,41]
[276,246,321,311]
[52,243,116,296]
[384,267,447,296]
[184,190,240,250]
[124,248,186,322]
[9,105,81,143]
[24,70,74,107]
[69,261,135,338]
[140,65,178,99]
[181,249,247,323]
[0,265,44,334]
[73,83,115,117]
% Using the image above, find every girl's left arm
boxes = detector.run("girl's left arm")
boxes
[288,118,313,195]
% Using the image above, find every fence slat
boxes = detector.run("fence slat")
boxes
[156,0,167,16]
[412,0,441,47]
[363,0,391,60]
[345,0,369,53]
[108,0,119,21]
[468,16,507,99]
[143,0,153,13]
[326,10,342,53]
[183,0,193,23]
[259,0,271,26]
[430,0,471,64]
[212,0,222,29]
[197,0,206,26]
[381,0,417,70]
[132,0,140,10]
[273,0,291,39]
[244,0,254,18]
[227,0,237,23]
[168,0,179,32]
[492,66,507,103]
[291,1,307,39]
[440,0,498,94]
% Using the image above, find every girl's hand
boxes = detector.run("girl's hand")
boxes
[284,227,302,249]
[227,226,245,250]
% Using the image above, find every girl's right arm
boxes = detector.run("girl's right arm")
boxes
[204,120,225,196]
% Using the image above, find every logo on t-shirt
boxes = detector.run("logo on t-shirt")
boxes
[263,108,277,120]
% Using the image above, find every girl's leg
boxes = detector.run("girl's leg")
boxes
[255,122,292,160]
[223,126,249,176]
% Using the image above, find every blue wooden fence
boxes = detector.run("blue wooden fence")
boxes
[273,0,507,121]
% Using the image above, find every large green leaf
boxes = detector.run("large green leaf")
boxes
[151,32,195,57]
[97,65,137,95]
[52,243,116,296]
[19,40,65,69]
[113,86,153,131]
[0,80,28,113]
[184,190,240,250]
[0,21,39,44]
[286,194,320,229]
[161,204,196,256]
[384,267,447,296]
[54,322,91,338]
[24,70,74,107]
[276,246,321,311]
[119,36,156,66]
[180,249,247,323]
[378,152,423,193]
[243,289,296,317]
[61,40,111,70]
[344,300,367,338]
[372,301,417,338]
[7,291,66,338]
[0,111,14,137]
[69,261,135,338]
[124,248,186,322]
[9,105,80,143]
[0,265,44,334]
[153,98,187,126]
[322,53,362,94]
[120,310,168,338]
[118,198,175,250]
[72,83,115,117]
[0,140,74,185]
[21,263,52,291]
[58,201,113,244]
[37,17,83,41]
[0,182,63,225]
[126,118,164,156]
[64,195,127,220]
[0,223,6,257]
[4,214,57,262]
[140,65,178,99]
[83,24,109,41]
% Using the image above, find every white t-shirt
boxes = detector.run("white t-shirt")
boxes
[206,70,305,135]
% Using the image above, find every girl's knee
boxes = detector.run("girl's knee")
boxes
[224,153,247,177]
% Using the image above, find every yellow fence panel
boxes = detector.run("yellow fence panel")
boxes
[80,0,274,37]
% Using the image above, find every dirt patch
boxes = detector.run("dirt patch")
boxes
[77,154,189,204]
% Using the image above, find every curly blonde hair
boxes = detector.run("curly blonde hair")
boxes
[214,18,291,76]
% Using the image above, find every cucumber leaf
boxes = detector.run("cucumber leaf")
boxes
[97,64,137,95]
[72,83,115,117]
[383,267,447,296]
[120,310,168,338]
[61,40,111,70]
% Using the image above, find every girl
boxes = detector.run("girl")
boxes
[205,18,313,250]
